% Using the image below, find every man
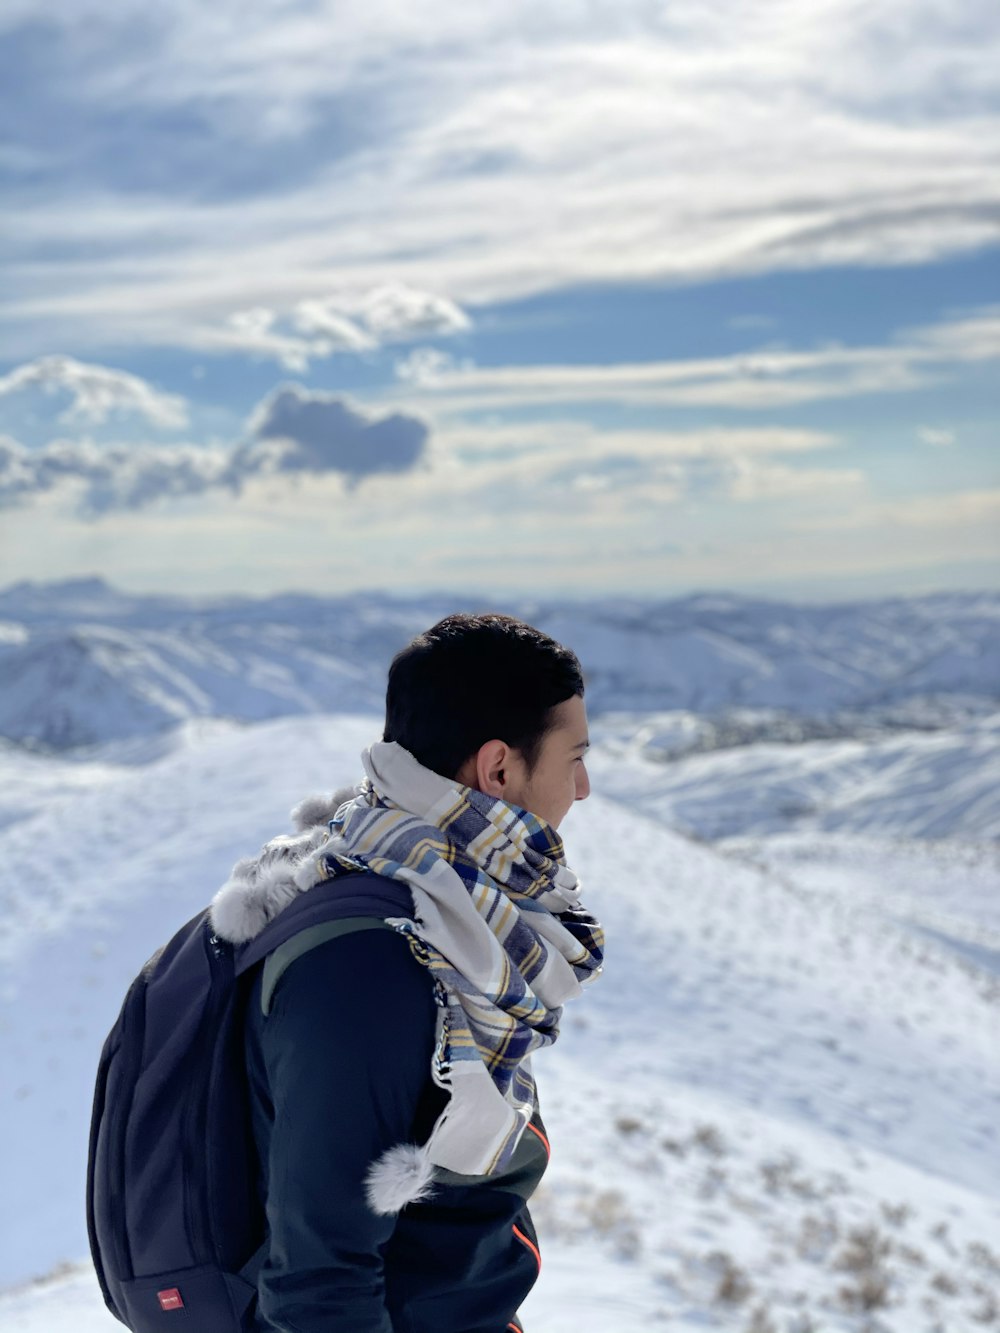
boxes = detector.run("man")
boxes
[210,612,604,1332]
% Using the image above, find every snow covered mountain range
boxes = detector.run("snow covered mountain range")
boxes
[0,581,997,1332]
[1,577,997,750]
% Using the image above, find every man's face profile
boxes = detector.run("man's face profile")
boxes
[457,694,591,830]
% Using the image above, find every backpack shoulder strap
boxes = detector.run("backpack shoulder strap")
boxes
[234,871,414,976]
[260,915,391,1016]
[232,870,416,1016]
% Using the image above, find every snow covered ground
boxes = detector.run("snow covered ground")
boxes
[1,703,998,1332]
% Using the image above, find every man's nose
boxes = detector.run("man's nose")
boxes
[575,764,591,800]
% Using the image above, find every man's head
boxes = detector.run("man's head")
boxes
[383,612,590,828]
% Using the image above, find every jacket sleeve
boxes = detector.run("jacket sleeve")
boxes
[254,927,439,1333]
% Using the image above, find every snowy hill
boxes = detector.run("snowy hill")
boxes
[590,711,1000,841]
[0,715,998,1331]
[1,581,998,1330]
[1,579,998,750]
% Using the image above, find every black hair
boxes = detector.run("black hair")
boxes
[383,612,584,779]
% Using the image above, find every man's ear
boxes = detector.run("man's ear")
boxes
[473,738,510,798]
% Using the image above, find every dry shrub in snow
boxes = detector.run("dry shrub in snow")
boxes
[745,1304,778,1333]
[879,1200,912,1228]
[896,1241,927,1267]
[968,1240,1000,1278]
[931,1220,957,1254]
[835,1225,891,1273]
[838,1270,890,1313]
[834,1224,892,1312]
[970,1284,1000,1324]
[585,1188,641,1260]
[930,1269,959,1296]
[707,1250,753,1305]
[691,1122,727,1157]
[795,1210,839,1262]
[759,1151,821,1200]
[786,1317,821,1333]
[697,1164,729,1200]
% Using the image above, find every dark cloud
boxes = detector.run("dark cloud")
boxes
[0,387,428,515]
[242,384,429,480]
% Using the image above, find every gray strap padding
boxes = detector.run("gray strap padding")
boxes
[261,916,391,1016]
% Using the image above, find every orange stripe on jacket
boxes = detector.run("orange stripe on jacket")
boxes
[525,1121,550,1158]
[512,1224,541,1272]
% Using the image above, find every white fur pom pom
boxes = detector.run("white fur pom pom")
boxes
[209,878,275,945]
[364,1144,436,1215]
[209,861,301,944]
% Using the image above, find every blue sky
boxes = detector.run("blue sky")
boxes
[0,0,998,601]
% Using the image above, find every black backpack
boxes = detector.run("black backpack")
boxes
[86,871,413,1332]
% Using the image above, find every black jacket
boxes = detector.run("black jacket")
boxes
[244,921,549,1333]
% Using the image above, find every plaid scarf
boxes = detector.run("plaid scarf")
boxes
[303,740,605,1180]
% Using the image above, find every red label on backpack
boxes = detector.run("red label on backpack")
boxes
[158,1288,184,1311]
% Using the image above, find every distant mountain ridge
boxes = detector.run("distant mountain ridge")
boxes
[0,578,997,750]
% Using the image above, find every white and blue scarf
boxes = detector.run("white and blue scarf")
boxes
[298,741,605,1205]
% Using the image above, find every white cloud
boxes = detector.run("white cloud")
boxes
[353,283,471,340]
[0,355,188,428]
[292,302,375,351]
[395,347,474,386]
[421,419,864,514]
[551,454,867,508]
[786,489,1000,532]
[905,306,1000,362]
[0,433,230,512]
[295,285,470,352]
[189,309,333,372]
[724,459,866,503]
[918,426,957,447]
[435,420,836,464]
[175,287,467,369]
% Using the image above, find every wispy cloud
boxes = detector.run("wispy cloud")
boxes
[292,304,375,355]
[421,421,865,515]
[918,426,957,447]
[0,356,187,428]
[786,488,1000,532]
[2,2,997,355]
[395,347,475,386]
[388,308,1000,414]
[434,420,837,464]
[188,308,355,372]
[728,314,777,332]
